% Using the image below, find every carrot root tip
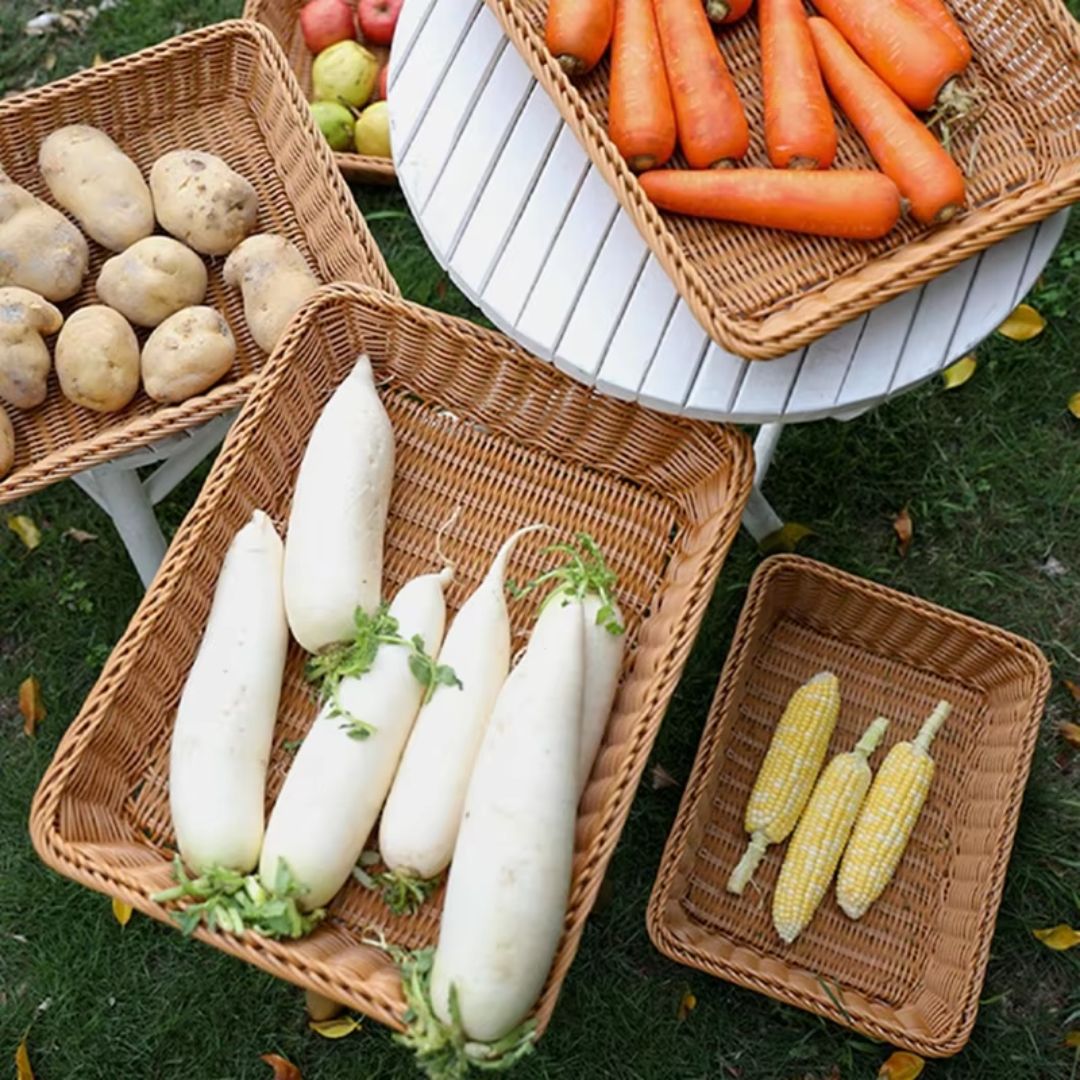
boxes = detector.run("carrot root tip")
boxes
[787,156,820,170]
[935,204,961,224]
[556,54,587,77]
[627,154,658,173]
[708,158,737,170]
[704,0,730,20]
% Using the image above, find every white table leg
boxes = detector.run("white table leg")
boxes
[144,414,233,506]
[740,422,786,543]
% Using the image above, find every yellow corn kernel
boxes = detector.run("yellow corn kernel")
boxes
[836,700,952,920]
[727,671,841,895]
[772,716,889,943]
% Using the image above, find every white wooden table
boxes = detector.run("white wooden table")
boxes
[386,0,1067,538]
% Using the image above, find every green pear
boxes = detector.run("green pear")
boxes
[353,101,391,158]
[312,40,378,109]
[310,101,356,152]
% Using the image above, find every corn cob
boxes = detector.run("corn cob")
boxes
[772,716,889,943]
[727,671,840,895]
[836,699,952,919]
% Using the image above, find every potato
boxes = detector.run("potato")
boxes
[0,404,13,479]
[141,306,236,403]
[0,286,63,409]
[96,236,208,328]
[0,171,88,301]
[55,305,140,413]
[149,151,258,256]
[39,125,154,253]
[223,234,319,353]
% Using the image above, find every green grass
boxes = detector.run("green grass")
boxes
[1,2,1079,1076]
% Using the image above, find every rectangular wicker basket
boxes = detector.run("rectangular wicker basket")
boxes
[244,0,397,185]
[0,20,395,507]
[29,282,753,1037]
[486,0,1080,359]
[647,555,1051,1056]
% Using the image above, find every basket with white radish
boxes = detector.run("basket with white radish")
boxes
[29,283,753,1075]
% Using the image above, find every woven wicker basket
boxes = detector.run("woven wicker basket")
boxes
[647,555,1051,1056]
[244,0,396,185]
[486,0,1080,360]
[30,282,753,1037]
[0,20,395,507]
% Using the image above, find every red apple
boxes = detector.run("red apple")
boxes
[356,0,403,46]
[376,63,388,100]
[300,0,355,54]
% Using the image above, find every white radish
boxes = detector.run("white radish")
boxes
[430,595,585,1043]
[169,510,288,874]
[378,525,546,889]
[259,568,451,910]
[283,353,394,653]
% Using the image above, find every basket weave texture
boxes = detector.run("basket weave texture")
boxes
[244,0,397,185]
[29,282,753,1036]
[647,555,1051,1057]
[0,20,395,507]
[486,0,1080,359]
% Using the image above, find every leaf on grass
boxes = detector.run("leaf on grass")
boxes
[893,507,913,557]
[15,1038,33,1080]
[19,676,45,736]
[42,51,57,71]
[877,1050,925,1080]
[1068,392,1080,420]
[111,896,133,927]
[941,354,977,389]
[996,303,1046,341]
[308,1015,360,1039]
[7,515,41,550]
[650,763,680,791]
[92,53,106,67]
[758,522,814,556]
[63,527,97,543]
[1059,723,1080,750]
[261,1053,302,1079]
[1064,679,1080,704]
[1032,925,1080,951]
[1065,1030,1080,1049]
[1039,555,1068,579]
[676,990,697,1022]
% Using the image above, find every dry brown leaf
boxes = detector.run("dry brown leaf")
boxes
[15,1038,34,1080]
[63,527,97,543]
[308,1015,360,1039]
[1068,393,1080,420]
[111,897,133,927]
[1064,679,1080,704]
[261,1053,302,1079]
[1059,723,1080,750]
[676,990,697,1022]
[650,763,680,791]
[759,522,814,556]
[19,677,45,736]
[893,507,913,557]
[941,354,976,389]
[996,303,1046,341]
[1065,1030,1080,1049]
[7,515,41,550]
[92,52,106,66]
[1032,925,1080,951]
[877,1050,925,1080]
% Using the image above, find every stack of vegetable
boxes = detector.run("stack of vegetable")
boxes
[727,672,951,943]
[159,353,628,1074]
[0,125,320,480]
[546,0,974,238]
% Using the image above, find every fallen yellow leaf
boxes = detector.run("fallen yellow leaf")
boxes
[62,527,97,543]
[759,522,814,556]
[15,1038,33,1080]
[1065,679,1080,704]
[676,990,697,1022]
[1068,392,1080,420]
[893,507,914,557]
[19,676,45,736]
[997,303,1046,341]
[261,1053,302,1079]
[92,53,106,67]
[112,896,133,927]
[1060,723,1080,750]
[1033,925,1080,951]
[308,1015,360,1039]
[7,515,41,550]
[304,988,343,1022]
[942,354,977,389]
[877,1050,924,1080]
[1066,1030,1080,1049]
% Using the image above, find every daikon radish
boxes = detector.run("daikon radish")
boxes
[429,594,585,1042]
[376,525,547,910]
[283,353,394,653]
[260,568,452,910]
[169,510,288,874]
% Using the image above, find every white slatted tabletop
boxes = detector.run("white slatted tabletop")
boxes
[387,0,1067,424]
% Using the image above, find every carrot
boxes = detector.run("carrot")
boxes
[609,0,677,171]
[900,0,971,64]
[760,0,836,169]
[809,17,965,224]
[810,0,968,110]
[653,0,749,167]
[703,0,753,26]
[546,0,615,75]
[639,168,901,238]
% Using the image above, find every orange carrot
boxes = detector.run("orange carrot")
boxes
[653,0,749,167]
[609,0,677,170]
[546,0,615,75]
[703,0,753,26]
[760,0,836,168]
[639,168,901,238]
[900,0,971,64]
[810,0,968,110]
[809,17,965,223]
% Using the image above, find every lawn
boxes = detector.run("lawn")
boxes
[1,2,1078,1077]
